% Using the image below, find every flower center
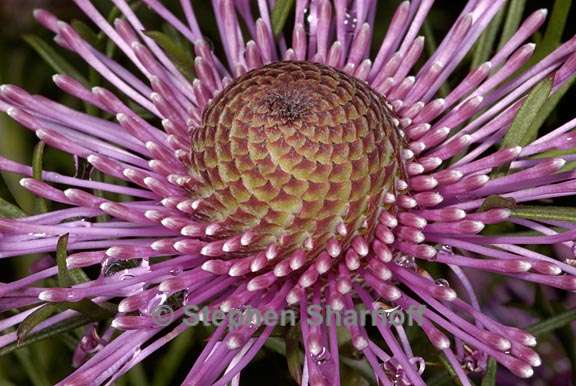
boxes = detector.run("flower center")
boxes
[188,61,403,259]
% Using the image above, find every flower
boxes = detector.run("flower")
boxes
[1,0,576,385]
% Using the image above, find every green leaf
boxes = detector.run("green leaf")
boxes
[530,76,576,134]
[497,0,526,50]
[528,308,576,335]
[152,328,194,386]
[14,300,113,354]
[264,337,286,355]
[285,325,302,384]
[56,234,73,288]
[31,142,44,182]
[341,364,370,386]
[423,21,450,97]
[428,373,455,386]
[23,35,88,84]
[271,0,295,37]
[0,196,26,218]
[17,305,57,343]
[60,300,116,321]
[144,31,195,82]
[56,234,89,286]
[548,304,576,386]
[18,302,112,346]
[479,195,517,211]
[66,20,102,115]
[499,77,553,149]
[534,0,572,61]
[471,7,505,68]
[0,315,91,356]
[561,160,576,173]
[55,234,113,319]
[13,347,50,386]
[512,205,576,223]
[126,364,149,386]
[103,2,145,59]
[532,288,576,384]
[71,20,102,50]
[438,354,465,386]
[480,358,497,386]
[32,141,48,214]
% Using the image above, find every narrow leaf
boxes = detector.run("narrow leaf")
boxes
[56,234,73,288]
[264,337,286,355]
[13,347,51,386]
[533,288,576,384]
[480,195,517,211]
[500,77,553,149]
[341,365,370,386]
[271,0,295,37]
[152,328,195,386]
[0,196,26,218]
[534,0,572,61]
[32,141,48,214]
[104,2,144,58]
[126,364,149,386]
[471,7,505,69]
[11,302,114,357]
[17,305,57,343]
[32,142,44,181]
[438,354,463,386]
[423,21,450,97]
[55,235,112,319]
[530,76,576,135]
[286,325,302,384]
[71,20,102,49]
[528,308,576,335]
[144,31,195,82]
[497,0,526,50]
[61,300,115,320]
[480,358,497,386]
[0,315,91,356]
[56,233,89,286]
[339,357,377,385]
[23,35,88,84]
[512,205,576,223]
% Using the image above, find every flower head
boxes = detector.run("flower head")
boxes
[1,0,576,385]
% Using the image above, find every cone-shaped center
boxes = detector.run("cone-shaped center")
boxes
[188,61,402,257]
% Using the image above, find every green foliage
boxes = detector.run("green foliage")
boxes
[480,359,497,386]
[271,0,295,37]
[56,234,89,287]
[23,35,88,84]
[437,354,468,386]
[285,326,302,384]
[0,315,91,357]
[512,206,576,223]
[151,328,195,386]
[13,347,51,386]
[0,196,26,218]
[532,0,573,62]
[32,141,49,213]
[497,0,526,50]
[528,308,576,336]
[500,77,553,149]
[471,8,505,68]
[17,305,58,344]
[144,30,196,82]
[423,21,450,97]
